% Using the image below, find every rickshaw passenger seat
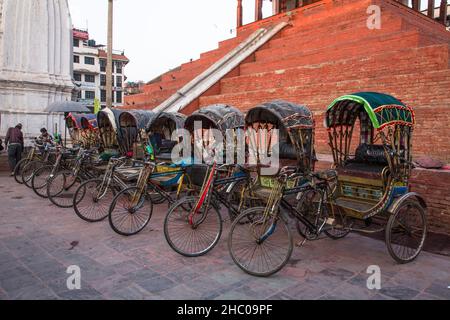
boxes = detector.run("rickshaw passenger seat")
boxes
[340,144,388,180]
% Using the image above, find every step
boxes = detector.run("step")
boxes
[221,44,449,94]
[200,69,450,112]
[259,17,404,60]
[241,29,429,75]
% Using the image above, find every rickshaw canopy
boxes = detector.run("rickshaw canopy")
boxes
[146,112,186,133]
[97,108,120,132]
[184,104,245,135]
[80,114,98,130]
[326,92,415,130]
[118,110,155,154]
[66,113,84,129]
[119,110,155,130]
[245,100,315,170]
[246,100,314,130]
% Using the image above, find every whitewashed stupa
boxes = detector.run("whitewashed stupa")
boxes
[0,0,74,143]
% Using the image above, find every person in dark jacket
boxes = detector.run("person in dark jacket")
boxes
[5,123,24,175]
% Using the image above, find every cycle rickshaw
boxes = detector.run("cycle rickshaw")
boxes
[323,92,427,263]
[163,104,251,257]
[227,100,319,276]
[107,111,195,236]
[71,108,142,222]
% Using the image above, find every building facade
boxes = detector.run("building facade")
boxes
[0,0,74,144]
[72,28,129,109]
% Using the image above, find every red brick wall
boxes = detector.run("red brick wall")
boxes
[410,169,450,235]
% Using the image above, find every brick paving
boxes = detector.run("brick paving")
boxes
[0,173,449,300]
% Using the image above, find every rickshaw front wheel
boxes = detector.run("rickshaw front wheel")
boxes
[164,196,222,257]
[31,165,54,198]
[386,200,427,264]
[74,179,115,223]
[228,207,293,277]
[108,186,153,236]
[14,158,29,184]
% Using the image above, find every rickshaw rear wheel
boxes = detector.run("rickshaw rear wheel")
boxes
[164,196,222,257]
[108,186,153,236]
[31,165,53,198]
[228,207,293,277]
[74,179,115,222]
[386,200,427,264]
[14,158,29,184]
[296,189,322,240]
[324,206,351,240]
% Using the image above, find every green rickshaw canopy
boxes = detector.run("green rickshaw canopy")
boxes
[326,92,415,130]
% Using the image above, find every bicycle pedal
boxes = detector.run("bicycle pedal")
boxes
[296,238,307,247]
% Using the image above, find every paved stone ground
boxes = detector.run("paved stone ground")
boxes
[0,174,449,300]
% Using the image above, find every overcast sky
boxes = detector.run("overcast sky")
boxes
[68,0,273,83]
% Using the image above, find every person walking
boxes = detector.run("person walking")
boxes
[5,123,24,175]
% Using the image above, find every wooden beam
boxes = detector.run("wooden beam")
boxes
[439,0,448,25]
[237,0,243,28]
[427,0,434,18]
[255,0,263,21]
[412,0,420,11]
[273,0,280,15]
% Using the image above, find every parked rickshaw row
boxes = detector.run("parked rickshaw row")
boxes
[13,92,427,277]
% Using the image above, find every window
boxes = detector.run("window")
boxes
[100,59,106,72]
[84,56,95,65]
[116,91,123,104]
[77,90,82,100]
[85,91,95,100]
[85,74,95,83]
[73,39,80,47]
[115,61,123,74]
[116,76,122,88]
[73,55,80,63]
[101,90,106,103]
[100,74,106,86]
[73,73,82,82]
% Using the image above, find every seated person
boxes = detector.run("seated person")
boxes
[35,128,54,146]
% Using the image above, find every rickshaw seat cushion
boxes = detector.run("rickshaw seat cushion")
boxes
[339,162,386,180]
[353,144,388,165]
[279,142,297,160]
[160,139,177,150]
[156,153,173,161]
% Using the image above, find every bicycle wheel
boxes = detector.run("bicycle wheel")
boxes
[14,159,29,184]
[47,170,81,208]
[386,200,427,264]
[324,205,351,240]
[73,179,115,222]
[296,189,322,240]
[228,207,293,277]
[108,186,153,236]
[21,160,44,188]
[164,196,222,257]
[31,165,54,198]
[226,179,262,221]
